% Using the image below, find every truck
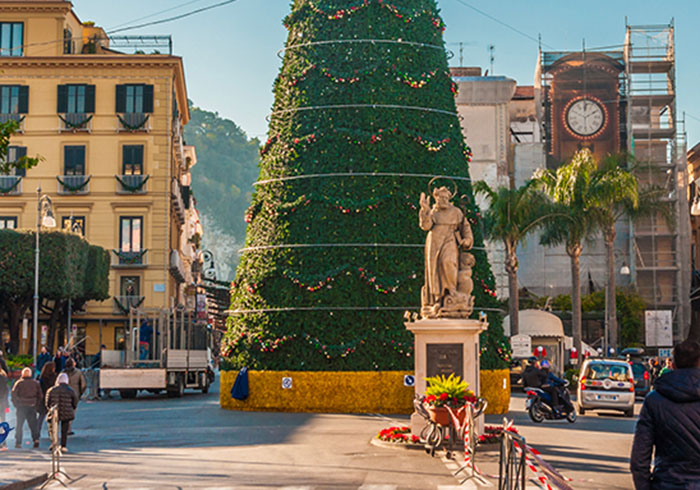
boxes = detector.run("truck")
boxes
[100,307,213,398]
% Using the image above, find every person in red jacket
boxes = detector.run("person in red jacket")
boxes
[630,340,700,489]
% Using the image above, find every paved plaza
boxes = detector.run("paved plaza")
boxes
[0,376,641,489]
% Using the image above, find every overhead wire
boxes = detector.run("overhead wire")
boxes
[106,0,208,31]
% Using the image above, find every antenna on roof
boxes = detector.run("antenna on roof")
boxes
[488,44,495,75]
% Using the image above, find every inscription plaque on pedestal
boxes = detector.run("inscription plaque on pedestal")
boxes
[426,343,463,379]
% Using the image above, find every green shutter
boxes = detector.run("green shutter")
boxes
[143,85,154,113]
[57,85,68,113]
[17,86,28,113]
[115,85,126,113]
[85,85,96,113]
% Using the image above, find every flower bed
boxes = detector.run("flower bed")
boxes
[220,370,414,413]
[478,424,519,445]
[377,426,420,444]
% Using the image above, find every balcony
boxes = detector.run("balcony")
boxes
[113,295,145,315]
[117,113,150,132]
[116,174,150,194]
[169,249,186,283]
[0,114,24,132]
[111,249,148,268]
[57,175,90,195]
[0,175,22,195]
[59,113,92,132]
[171,178,185,224]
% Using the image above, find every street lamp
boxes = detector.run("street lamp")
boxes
[33,187,56,369]
[604,249,631,357]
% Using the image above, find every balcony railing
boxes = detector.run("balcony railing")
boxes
[59,112,93,132]
[171,178,185,224]
[116,174,150,194]
[111,249,148,268]
[113,295,145,315]
[169,249,186,283]
[117,113,150,132]
[0,114,24,132]
[0,175,22,195]
[57,175,90,195]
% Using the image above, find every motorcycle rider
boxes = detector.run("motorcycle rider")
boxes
[540,360,569,413]
[522,357,545,388]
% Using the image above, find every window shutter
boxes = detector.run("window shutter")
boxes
[135,145,144,164]
[115,85,126,113]
[85,85,96,113]
[14,146,26,176]
[17,86,29,113]
[57,85,68,113]
[143,85,154,113]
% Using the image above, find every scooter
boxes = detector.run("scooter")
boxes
[525,381,576,423]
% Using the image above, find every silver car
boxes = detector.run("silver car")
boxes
[577,359,636,417]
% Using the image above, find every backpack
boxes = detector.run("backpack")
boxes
[230,367,249,401]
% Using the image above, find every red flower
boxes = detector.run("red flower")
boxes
[439,393,448,401]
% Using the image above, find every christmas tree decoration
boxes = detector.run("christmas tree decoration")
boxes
[226,0,509,372]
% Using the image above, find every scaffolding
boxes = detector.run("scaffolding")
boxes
[625,21,690,338]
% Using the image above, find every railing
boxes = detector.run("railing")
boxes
[171,178,185,224]
[169,249,186,283]
[115,174,149,194]
[113,295,145,315]
[111,249,148,268]
[57,175,90,195]
[0,175,22,195]
[498,429,527,490]
[117,113,150,132]
[59,113,92,132]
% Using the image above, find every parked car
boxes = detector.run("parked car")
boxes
[629,360,652,398]
[577,358,636,417]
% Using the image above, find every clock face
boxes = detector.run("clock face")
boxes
[565,98,605,137]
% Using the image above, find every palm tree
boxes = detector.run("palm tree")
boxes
[534,149,600,357]
[474,180,552,337]
[588,153,671,350]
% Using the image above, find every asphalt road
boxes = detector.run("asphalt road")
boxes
[0,378,642,489]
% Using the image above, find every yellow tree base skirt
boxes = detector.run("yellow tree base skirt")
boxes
[220,369,511,415]
[220,370,415,414]
[480,369,511,414]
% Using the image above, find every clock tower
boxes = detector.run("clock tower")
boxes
[541,51,626,166]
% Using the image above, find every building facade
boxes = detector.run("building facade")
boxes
[0,1,204,356]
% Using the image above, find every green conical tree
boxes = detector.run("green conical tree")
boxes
[223,0,510,371]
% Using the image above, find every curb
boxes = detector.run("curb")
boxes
[370,437,424,451]
[0,474,48,490]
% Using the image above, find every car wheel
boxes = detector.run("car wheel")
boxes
[624,408,634,418]
[119,389,137,399]
[578,404,586,415]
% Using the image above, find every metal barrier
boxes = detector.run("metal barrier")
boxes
[40,406,71,489]
[498,425,527,490]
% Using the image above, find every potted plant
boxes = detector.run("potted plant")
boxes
[6,355,33,380]
[423,373,477,426]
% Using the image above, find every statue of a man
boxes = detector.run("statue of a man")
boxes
[419,186,474,318]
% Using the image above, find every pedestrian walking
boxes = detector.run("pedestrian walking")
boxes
[36,362,57,433]
[0,350,8,376]
[53,347,67,372]
[36,346,52,375]
[45,373,78,453]
[10,367,42,449]
[630,340,700,489]
[62,358,85,435]
[0,367,9,451]
[659,358,674,377]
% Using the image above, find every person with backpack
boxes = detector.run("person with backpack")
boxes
[45,373,78,453]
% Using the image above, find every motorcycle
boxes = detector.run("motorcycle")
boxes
[525,381,576,424]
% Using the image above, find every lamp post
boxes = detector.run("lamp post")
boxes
[33,187,56,369]
[604,249,631,356]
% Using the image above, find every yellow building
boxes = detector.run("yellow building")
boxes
[0,1,204,356]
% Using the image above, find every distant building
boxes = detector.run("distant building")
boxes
[0,1,205,355]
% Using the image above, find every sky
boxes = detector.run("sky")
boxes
[72,0,700,146]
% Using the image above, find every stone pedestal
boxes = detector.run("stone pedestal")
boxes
[405,317,488,435]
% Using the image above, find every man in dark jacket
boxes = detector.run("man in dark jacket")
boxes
[46,373,78,452]
[630,340,700,489]
[522,357,546,388]
[11,367,42,449]
[36,346,52,374]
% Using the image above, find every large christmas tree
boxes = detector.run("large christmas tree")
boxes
[224,0,510,371]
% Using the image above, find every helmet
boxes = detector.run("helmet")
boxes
[527,356,538,364]
[540,360,551,369]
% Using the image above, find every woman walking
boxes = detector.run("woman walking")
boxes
[45,373,77,453]
[37,362,57,434]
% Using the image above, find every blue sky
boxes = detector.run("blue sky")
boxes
[72,0,700,146]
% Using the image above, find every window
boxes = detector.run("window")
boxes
[0,85,28,114]
[64,145,85,175]
[0,23,23,57]
[57,84,95,114]
[63,28,73,54]
[120,217,142,253]
[2,146,26,176]
[115,84,154,113]
[61,216,85,236]
[122,145,144,175]
[0,216,17,229]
